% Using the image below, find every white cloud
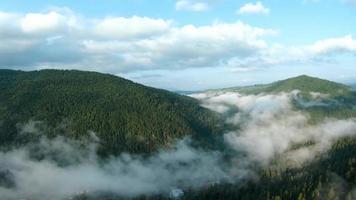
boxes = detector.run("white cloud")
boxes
[0,9,355,76]
[175,0,210,11]
[0,11,19,25]
[21,12,68,34]
[0,9,276,73]
[308,35,356,55]
[80,20,275,71]
[93,16,172,39]
[237,2,270,15]
[233,35,356,69]
[0,135,243,199]
[192,91,356,165]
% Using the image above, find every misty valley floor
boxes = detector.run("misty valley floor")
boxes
[0,71,355,200]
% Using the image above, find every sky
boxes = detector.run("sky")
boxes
[0,0,356,90]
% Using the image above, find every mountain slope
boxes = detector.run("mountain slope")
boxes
[0,72,354,200]
[265,75,351,96]
[0,69,220,155]
[211,75,356,122]
[173,75,356,200]
[224,75,352,97]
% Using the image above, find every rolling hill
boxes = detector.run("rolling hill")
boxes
[219,75,352,97]
[176,75,356,200]
[0,69,221,155]
[212,75,356,122]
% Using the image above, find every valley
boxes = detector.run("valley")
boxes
[0,70,355,200]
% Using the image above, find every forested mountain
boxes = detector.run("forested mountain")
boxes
[0,69,220,155]
[214,75,356,123]
[0,72,355,200]
[218,75,352,97]
[179,76,356,200]
[129,76,356,200]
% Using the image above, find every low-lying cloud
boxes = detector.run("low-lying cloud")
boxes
[0,136,244,200]
[1,91,356,199]
[192,91,356,165]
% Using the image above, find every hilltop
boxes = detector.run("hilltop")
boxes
[219,75,352,97]
[204,75,356,123]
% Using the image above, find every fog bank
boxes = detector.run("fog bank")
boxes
[0,91,355,199]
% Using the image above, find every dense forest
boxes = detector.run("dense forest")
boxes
[0,69,221,155]
[129,76,356,200]
[220,75,352,96]
[215,75,356,123]
[177,137,356,200]
[0,70,355,200]
[123,138,356,200]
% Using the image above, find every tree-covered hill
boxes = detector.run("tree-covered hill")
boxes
[127,76,356,200]
[212,75,356,122]
[0,71,355,200]
[261,75,351,95]
[220,75,352,97]
[0,69,220,155]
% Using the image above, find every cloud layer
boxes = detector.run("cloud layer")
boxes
[0,8,355,76]
[192,91,356,165]
[0,136,235,200]
[0,9,277,73]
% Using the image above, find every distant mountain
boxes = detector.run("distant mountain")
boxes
[206,75,356,123]
[0,69,220,155]
[182,75,356,200]
[220,75,352,97]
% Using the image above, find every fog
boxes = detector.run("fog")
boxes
[0,91,356,199]
[192,91,356,165]
[0,136,238,199]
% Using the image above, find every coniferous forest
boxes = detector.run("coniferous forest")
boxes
[0,70,221,156]
[0,70,355,200]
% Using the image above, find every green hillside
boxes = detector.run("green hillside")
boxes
[266,75,351,96]
[225,75,352,97]
[129,77,356,200]
[216,75,356,122]
[0,72,355,200]
[0,69,220,155]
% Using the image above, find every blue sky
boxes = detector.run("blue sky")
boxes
[0,0,355,90]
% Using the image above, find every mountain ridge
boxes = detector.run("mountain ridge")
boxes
[0,69,221,155]
[207,75,352,97]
